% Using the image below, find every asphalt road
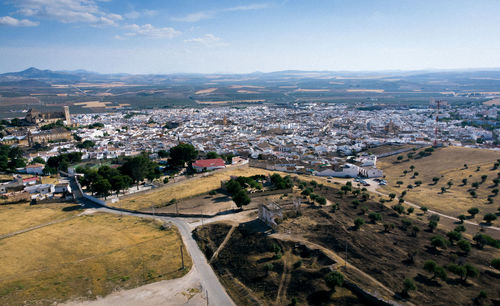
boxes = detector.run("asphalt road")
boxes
[94,206,235,306]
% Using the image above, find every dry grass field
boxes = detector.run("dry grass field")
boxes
[378,146,500,222]
[111,166,277,211]
[0,203,80,236]
[0,212,191,305]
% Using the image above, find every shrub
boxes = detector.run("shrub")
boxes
[424,260,447,280]
[407,207,414,215]
[457,239,471,254]
[467,207,479,217]
[420,206,428,213]
[402,278,416,296]
[368,212,382,223]
[354,218,365,230]
[431,235,449,250]
[458,215,466,223]
[401,218,412,230]
[483,213,497,224]
[315,196,326,205]
[446,231,462,245]
[428,220,438,232]
[208,190,216,195]
[383,223,395,232]
[325,271,344,290]
[392,204,405,215]
[473,233,500,249]
[454,225,466,232]
[491,258,500,270]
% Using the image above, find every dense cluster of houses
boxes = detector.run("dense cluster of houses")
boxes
[0,174,72,203]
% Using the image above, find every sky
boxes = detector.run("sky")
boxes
[0,0,500,74]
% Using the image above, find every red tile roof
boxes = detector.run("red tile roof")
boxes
[192,158,225,168]
[23,177,39,183]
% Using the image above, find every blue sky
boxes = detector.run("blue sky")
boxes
[0,0,499,74]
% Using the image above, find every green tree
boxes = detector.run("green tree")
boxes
[232,189,251,208]
[169,143,198,168]
[109,175,132,195]
[446,231,462,245]
[402,278,416,297]
[206,151,219,159]
[30,156,45,164]
[431,235,449,250]
[353,218,365,230]
[468,207,479,218]
[457,239,471,254]
[424,260,447,280]
[368,212,382,224]
[93,178,112,199]
[483,213,497,224]
[325,271,344,290]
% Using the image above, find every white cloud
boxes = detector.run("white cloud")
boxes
[11,0,122,26]
[172,3,270,22]
[223,4,271,12]
[124,9,157,19]
[172,11,214,23]
[184,34,225,46]
[0,15,39,26]
[125,24,181,39]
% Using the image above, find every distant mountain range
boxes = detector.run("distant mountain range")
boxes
[2,67,500,86]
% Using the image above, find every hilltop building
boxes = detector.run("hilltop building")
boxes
[27,127,72,147]
[25,106,72,126]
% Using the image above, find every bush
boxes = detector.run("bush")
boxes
[325,271,344,290]
[368,212,382,223]
[428,220,438,232]
[468,207,479,217]
[392,204,405,215]
[402,278,416,296]
[458,240,471,254]
[454,225,466,232]
[315,196,326,205]
[446,231,462,245]
[431,235,449,250]
[208,190,216,195]
[484,213,497,224]
[458,214,466,223]
[473,233,500,249]
[354,218,365,230]
[401,218,412,230]
[383,223,395,232]
[424,260,447,280]
[491,258,500,270]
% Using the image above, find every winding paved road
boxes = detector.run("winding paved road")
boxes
[81,200,235,306]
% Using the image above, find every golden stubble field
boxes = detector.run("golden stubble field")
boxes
[378,146,500,222]
[0,203,80,236]
[0,210,191,305]
[111,166,278,211]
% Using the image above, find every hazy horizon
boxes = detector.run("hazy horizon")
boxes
[1,0,500,74]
